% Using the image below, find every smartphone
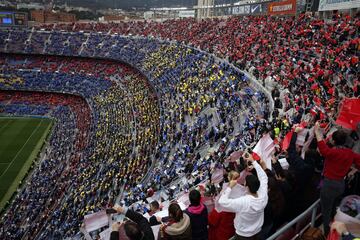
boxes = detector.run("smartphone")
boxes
[106,208,117,214]
[113,214,125,222]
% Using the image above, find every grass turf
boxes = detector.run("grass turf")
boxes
[0,117,53,210]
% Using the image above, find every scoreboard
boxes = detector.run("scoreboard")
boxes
[0,12,28,27]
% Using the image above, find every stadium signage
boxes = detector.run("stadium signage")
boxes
[232,3,266,15]
[268,0,296,15]
[318,0,360,11]
[272,4,293,11]
[179,10,196,18]
[0,11,27,27]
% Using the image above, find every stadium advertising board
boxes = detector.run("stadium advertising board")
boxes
[268,0,297,15]
[0,12,27,27]
[14,13,27,25]
[179,10,196,18]
[318,0,360,11]
[0,12,13,25]
[232,3,266,15]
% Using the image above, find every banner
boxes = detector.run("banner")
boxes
[318,0,360,11]
[253,133,275,170]
[84,211,109,232]
[336,98,360,130]
[211,168,224,184]
[268,0,297,15]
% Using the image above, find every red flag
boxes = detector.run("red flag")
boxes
[326,230,339,240]
[336,98,360,130]
[251,152,261,161]
[282,131,293,150]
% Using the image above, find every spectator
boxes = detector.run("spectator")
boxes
[111,206,155,240]
[185,189,208,240]
[219,156,268,240]
[287,127,317,215]
[149,201,162,226]
[208,208,235,240]
[260,176,286,238]
[159,202,191,240]
[288,127,315,186]
[208,170,237,240]
[314,122,360,236]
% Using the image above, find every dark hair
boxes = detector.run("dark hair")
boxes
[245,174,260,194]
[124,221,143,240]
[150,200,159,210]
[332,130,347,146]
[304,149,318,166]
[273,162,285,179]
[168,203,183,222]
[189,189,201,206]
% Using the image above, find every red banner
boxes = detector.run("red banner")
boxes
[268,0,297,15]
[336,98,360,130]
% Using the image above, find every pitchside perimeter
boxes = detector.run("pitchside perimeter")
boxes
[0,117,53,211]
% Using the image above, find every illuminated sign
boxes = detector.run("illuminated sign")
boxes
[0,12,13,25]
[232,3,266,15]
[0,12,27,26]
[268,0,296,15]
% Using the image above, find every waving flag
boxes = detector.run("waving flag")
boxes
[253,133,275,169]
[336,98,360,130]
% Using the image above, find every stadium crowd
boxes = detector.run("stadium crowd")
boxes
[32,14,359,114]
[0,29,270,239]
[0,90,90,239]
[0,12,359,240]
[0,55,160,239]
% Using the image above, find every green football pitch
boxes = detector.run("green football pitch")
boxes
[0,117,53,210]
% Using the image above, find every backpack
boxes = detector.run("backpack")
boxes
[298,227,325,240]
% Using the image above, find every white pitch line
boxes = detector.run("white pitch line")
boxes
[0,119,43,179]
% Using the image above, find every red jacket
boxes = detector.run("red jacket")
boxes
[318,140,360,180]
[208,209,235,240]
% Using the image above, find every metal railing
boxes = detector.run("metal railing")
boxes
[229,199,321,240]
[267,199,321,240]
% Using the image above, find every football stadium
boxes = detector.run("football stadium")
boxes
[0,0,359,239]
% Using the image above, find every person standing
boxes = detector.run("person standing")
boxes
[218,156,268,240]
[185,189,208,240]
[149,201,162,226]
[314,122,360,236]
[111,206,155,240]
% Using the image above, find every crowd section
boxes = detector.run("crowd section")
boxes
[0,90,89,239]
[0,13,358,239]
[122,43,271,206]
[0,28,269,239]
[0,55,160,239]
[32,14,359,115]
